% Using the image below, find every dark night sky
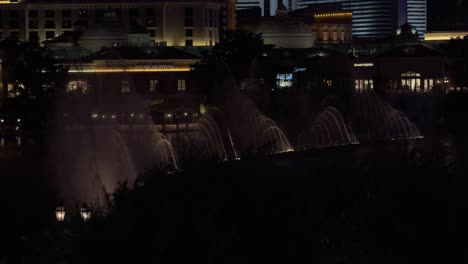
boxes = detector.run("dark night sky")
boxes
[428,0,468,31]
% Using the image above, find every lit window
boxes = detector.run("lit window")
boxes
[67,80,88,94]
[424,79,434,92]
[354,79,374,93]
[401,72,421,92]
[149,80,158,92]
[340,31,345,41]
[322,31,329,41]
[7,83,20,98]
[323,79,333,88]
[177,80,186,92]
[332,31,337,41]
[121,80,130,93]
[276,74,293,89]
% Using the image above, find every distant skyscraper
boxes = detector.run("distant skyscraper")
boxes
[296,0,342,9]
[342,0,395,38]
[236,0,295,16]
[402,0,427,39]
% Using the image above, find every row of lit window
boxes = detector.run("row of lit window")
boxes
[321,31,350,42]
[354,78,436,92]
[65,80,187,94]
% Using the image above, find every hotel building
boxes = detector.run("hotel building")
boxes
[0,0,228,46]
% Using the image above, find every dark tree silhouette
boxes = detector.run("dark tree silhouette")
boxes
[0,36,68,140]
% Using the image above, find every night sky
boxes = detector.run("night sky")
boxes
[428,0,468,31]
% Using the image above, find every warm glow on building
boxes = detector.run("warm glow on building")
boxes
[424,32,468,41]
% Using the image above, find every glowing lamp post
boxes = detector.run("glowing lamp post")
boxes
[80,204,91,222]
[55,206,66,222]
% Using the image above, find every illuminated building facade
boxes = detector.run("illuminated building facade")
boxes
[294,0,427,39]
[0,0,224,47]
[310,11,352,43]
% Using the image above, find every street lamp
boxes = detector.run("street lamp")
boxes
[55,206,66,222]
[80,204,91,222]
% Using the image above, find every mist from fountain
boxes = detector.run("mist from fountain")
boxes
[50,94,179,206]
[212,73,293,155]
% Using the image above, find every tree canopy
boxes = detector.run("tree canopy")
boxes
[0,36,68,136]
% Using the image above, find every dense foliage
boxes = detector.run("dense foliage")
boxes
[0,36,68,139]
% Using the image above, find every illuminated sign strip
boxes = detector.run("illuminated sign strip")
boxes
[68,67,191,73]
[354,63,374,67]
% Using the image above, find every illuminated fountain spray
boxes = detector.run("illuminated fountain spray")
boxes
[298,107,359,148]
[216,77,294,155]
[255,114,294,153]
[149,130,180,170]
[351,93,423,141]
[51,112,180,206]
[196,106,239,161]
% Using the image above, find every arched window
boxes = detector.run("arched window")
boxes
[401,72,421,92]
[67,80,88,94]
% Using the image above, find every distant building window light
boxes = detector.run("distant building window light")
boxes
[149,80,158,92]
[79,9,88,17]
[7,83,21,98]
[121,80,131,93]
[177,80,186,92]
[354,79,374,93]
[424,79,434,92]
[67,80,88,94]
[401,72,422,92]
[323,79,333,88]
[322,31,328,41]
[276,74,293,89]
[401,72,421,77]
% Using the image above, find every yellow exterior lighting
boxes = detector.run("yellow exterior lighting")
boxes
[314,12,352,18]
[68,67,191,73]
[424,32,468,41]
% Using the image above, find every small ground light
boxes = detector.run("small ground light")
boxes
[55,206,66,222]
[0,119,3,123]
[111,115,116,119]
[17,118,21,123]
[80,204,91,222]
[130,113,135,118]
[167,114,172,118]
[92,113,98,119]
[184,112,188,116]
